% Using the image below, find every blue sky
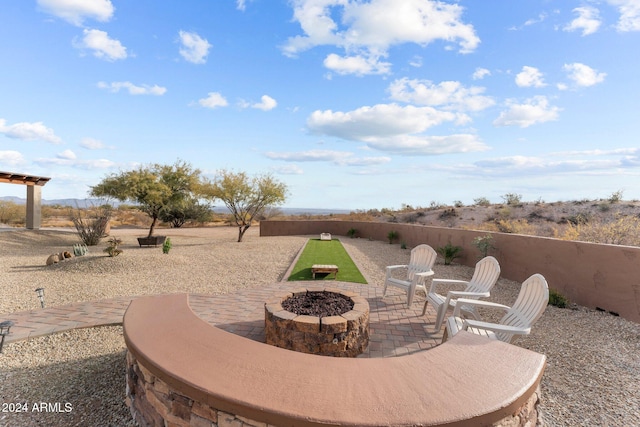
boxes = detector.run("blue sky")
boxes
[1,0,639,210]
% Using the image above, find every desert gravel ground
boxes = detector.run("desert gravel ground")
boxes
[0,227,639,427]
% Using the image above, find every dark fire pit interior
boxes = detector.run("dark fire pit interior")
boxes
[265,288,369,357]
[281,290,354,317]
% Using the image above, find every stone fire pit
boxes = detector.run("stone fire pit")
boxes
[264,288,369,357]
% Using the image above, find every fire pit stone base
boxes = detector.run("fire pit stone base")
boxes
[265,287,370,357]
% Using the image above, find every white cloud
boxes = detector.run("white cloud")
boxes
[388,78,495,112]
[0,119,62,144]
[178,31,212,64]
[307,104,488,155]
[251,95,278,111]
[308,104,456,140]
[57,149,76,160]
[75,29,127,61]
[324,53,391,76]
[0,151,25,166]
[563,63,606,87]
[97,81,167,95]
[450,149,640,179]
[272,165,304,175]
[80,138,105,150]
[563,6,601,36]
[363,134,487,155]
[493,96,560,128]
[35,156,115,169]
[37,0,114,26]
[409,55,423,68]
[283,0,479,75]
[198,92,228,109]
[524,13,548,27]
[472,67,491,80]
[606,0,640,32]
[515,66,546,88]
[265,149,391,166]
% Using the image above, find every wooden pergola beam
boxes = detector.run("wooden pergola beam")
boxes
[0,171,51,186]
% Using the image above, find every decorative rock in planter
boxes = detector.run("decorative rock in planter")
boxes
[137,236,166,247]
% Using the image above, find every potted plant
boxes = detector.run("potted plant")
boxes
[90,160,203,247]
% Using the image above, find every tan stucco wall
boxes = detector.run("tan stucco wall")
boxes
[260,220,640,323]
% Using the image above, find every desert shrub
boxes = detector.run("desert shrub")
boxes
[497,206,512,219]
[473,234,495,257]
[598,203,611,212]
[501,193,523,206]
[400,241,407,249]
[608,190,623,204]
[564,213,591,226]
[429,201,446,210]
[438,208,457,220]
[453,200,464,208]
[474,197,491,207]
[159,198,213,227]
[103,237,123,257]
[549,289,568,308]
[347,228,357,238]
[495,219,535,234]
[70,205,112,246]
[404,213,419,223]
[570,214,640,246]
[0,201,23,225]
[387,230,399,244]
[437,242,463,265]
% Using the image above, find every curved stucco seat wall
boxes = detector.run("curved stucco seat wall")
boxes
[123,294,546,427]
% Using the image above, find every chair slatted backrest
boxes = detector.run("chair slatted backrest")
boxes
[465,256,501,294]
[407,244,437,281]
[497,274,549,342]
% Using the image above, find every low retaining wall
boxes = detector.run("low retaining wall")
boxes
[260,220,640,323]
[124,294,546,427]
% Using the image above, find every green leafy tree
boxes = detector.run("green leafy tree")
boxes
[201,170,287,242]
[159,197,213,228]
[90,160,203,238]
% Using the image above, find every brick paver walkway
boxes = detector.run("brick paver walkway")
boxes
[2,283,444,358]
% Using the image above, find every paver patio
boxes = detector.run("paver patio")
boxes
[2,282,443,358]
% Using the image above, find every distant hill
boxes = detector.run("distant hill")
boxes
[0,196,351,215]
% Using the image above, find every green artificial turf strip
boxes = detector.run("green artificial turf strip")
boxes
[288,239,367,284]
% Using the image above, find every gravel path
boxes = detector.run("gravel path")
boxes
[1,227,639,426]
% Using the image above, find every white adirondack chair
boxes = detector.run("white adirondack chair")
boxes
[443,273,549,344]
[383,244,437,307]
[422,256,500,332]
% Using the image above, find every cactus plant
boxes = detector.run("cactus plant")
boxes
[73,244,89,256]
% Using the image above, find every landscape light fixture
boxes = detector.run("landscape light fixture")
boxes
[0,320,14,353]
[35,287,45,308]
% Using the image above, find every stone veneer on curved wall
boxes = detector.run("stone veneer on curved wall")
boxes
[124,294,546,427]
[260,220,640,323]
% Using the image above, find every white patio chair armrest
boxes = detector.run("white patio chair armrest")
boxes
[442,290,489,308]
[447,290,490,298]
[452,299,510,317]
[386,264,407,271]
[428,278,468,293]
[462,319,531,336]
[415,270,434,280]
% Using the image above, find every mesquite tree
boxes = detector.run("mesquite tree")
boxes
[202,170,287,242]
[90,160,203,237]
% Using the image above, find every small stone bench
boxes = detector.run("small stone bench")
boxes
[124,294,546,427]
